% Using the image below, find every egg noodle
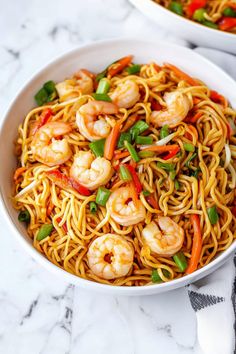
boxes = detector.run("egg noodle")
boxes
[13,57,236,286]
[154,0,236,33]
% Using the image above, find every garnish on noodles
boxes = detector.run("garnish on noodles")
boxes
[13,56,236,286]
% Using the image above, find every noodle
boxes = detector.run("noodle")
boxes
[13,57,236,286]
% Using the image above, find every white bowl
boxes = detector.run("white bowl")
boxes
[0,38,236,296]
[130,0,236,54]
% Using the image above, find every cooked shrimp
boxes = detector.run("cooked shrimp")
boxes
[107,187,146,226]
[31,122,72,166]
[150,91,192,127]
[76,100,118,141]
[109,80,140,108]
[56,69,93,101]
[70,151,113,190]
[142,217,184,257]
[87,234,134,280]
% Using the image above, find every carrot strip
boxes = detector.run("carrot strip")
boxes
[104,121,121,160]
[193,97,201,105]
[13,167,27,181]
[129,181,139,209]
[47,200,54,216]
[164,63,198,86]
[146,195,159,210]
[141,144,179,153]
[57,217,68,233]
[121,114,139,132]
[185,214,202,275]
[108,55,133,78]
[210,90,228,108]
[185,111,202,124]
[114,151,130,160]
[31,108,53,135]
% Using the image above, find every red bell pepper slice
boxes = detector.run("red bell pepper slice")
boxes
[163,147,180,160]
[186,0,207,17]
[32,108,52,134]
[126,164,142,193]
[146,195,159,210]
[219,17,236,31]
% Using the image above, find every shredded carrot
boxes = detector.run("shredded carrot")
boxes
[193,97,201,105]
[146,195,159,210]
[104,121,121,160]
[114,151,130,160]
[121,114,139,132]
[227,1,236,9]
[13,167,27,181]
[153,63,161,73]
[108,55,133,78]
[129,181,139,209]
[210,90,228,109]
[47,200,54,216]
[164,63,198,86]
[186,214,202,275]
[185,111,202,124]
[142,144,179,153]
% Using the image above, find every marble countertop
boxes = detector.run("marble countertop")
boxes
[1,1,236,353]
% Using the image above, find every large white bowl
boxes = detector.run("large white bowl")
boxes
[0,39,236,296]
[130,0,236,54]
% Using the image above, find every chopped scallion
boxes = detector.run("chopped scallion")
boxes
[126,64,141,75]
[96,78,110,94]
[135,136,153,145]
[169,170,176,180]
[183,143,195,152]
[117,132,132,148]
[151,269,170,283]
[138,150,155,158]
[35,80,57,106]
[96,187,111,206]
[185,152,197,167]
[89,139,105,157]
[160,125,169,139]
[124,140,140,162]
[173,252,188,272]
[36,224,53,241]
[143,190,151,197]
[18,210,30,223]
[90,201,97,214]
[175,180,180,190]
[129,121,149,140]
[157,162,175,172]
[92,93,112,102]
[207,206,219,225]
[119,165,132,182]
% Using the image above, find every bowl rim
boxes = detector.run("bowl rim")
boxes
[132,0,236,40]
[0,37,236,295]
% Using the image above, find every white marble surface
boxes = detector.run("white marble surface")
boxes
[0,0,236,353]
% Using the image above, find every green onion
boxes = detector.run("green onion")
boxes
[18,210,30,223]
[117,132,132,148]
[96,187,111,206]
[92,93,112,102]
[143,190,151,197]
[193,8,206,22]
[169,170,176,181]
[169,1,183,15]
[157,162,175,172]
[185,152,197,167]
[173,252,188,272]
[138,150,155,158]
[175,180,180,190]
[96,69,107,82]
[202,20,218,29]
[135,136,153,145]
[90,201,97,214]
[151,269,170,283]
[190,167,201,179]
[223,7,236,17]
[96,78,110,94]
[124,140,140,162]
[119,165,132,181]
[126,64,141,75]
[160,125,169,139]
[207,206,219,225]
[36,224,53,241]
[183,143,195,152]
[129,121,149,140]
[35,81,57,106]
[89,138,105,157]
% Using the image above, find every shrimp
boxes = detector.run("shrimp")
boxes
[87,234,134,280]
[150,91,192,127]
[31,122,72,166]
[109,80,140,108]
[70,151,113,190]
[55,69,94,101]
[142,217,184,257]
[76,100,118,141]
[107,187,146,226]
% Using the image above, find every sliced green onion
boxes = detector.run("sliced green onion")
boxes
[207,206,219,225]
[151,269,170,283]
[193,8,206,22]
[92,93,112,102]
[124,140,140,162]
[223,7,236,17]
[183,143,195,152]
[96,78,110,94]
[202,20,218,29]
[90,201,97,214]
[157,162,175,172]
[96,69,107,82]
[119,165,132,182]
[190,167,201,179]
[160,125,169,139]
[36,224,53,241]
[18,210,30,223]
[185,152,197,167]
[96,187,111,206]
[129,121,149,140]
[135,136,153,145]
[34,88,48,106]
[117,132,132,148]
[169,1,183,15]
[126,64,141,75]
[175,180,180,190]
[143,190,151,197]
[44,81,57,99]
[89,138,105,157]
[35,81,57,106]
[169,170,176,181]
[173,252,188,272]
[138,150,155,158]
